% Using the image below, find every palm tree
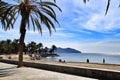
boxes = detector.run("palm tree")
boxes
[0,40,5,54]
[6,39,12,54]
[0,0,61,67]
[37,43,43,54]
[11,39,19,54]
[30,41,37,54]
[44,47,48,54]
[26,42,31,54]
[51,45,57,54]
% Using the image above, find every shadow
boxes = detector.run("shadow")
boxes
[0,67,17,77]
[0,66,16,70]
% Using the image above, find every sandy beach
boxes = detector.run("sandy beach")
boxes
[0,54,120,71]
[0,54,120,80]
[23,59,120,71]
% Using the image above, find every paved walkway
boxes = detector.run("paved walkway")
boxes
[0,62,98,80]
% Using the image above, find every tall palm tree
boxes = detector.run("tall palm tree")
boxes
[0,0,61,67]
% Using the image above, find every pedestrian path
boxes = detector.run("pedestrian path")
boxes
[0,62,98,80]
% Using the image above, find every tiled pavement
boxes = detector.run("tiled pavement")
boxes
[0,62,98,80]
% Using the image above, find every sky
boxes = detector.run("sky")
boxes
[0,0,120,54]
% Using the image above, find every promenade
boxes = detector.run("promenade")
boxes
[0,62,97,80]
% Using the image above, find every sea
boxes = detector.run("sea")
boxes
[41,53,120,65]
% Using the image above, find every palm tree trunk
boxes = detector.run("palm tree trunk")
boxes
[17,17,26,68]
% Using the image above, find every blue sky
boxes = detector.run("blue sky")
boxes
[0,0,120,54]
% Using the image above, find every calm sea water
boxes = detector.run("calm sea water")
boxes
[41,53,120,65]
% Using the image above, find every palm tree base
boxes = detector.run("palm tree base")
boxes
[17,62,24,68]
[17,65,24,68]
[17,52,24,68]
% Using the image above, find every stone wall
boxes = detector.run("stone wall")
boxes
[0,59,120,80]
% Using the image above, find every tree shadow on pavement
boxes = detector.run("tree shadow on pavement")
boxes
[0,67,17,77]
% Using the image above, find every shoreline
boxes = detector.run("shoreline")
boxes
[0,54,120,71]
[24,60,120,71]
[67,61,120,66]
[0,59,120,80]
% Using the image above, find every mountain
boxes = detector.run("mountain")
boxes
[55,47,81,53]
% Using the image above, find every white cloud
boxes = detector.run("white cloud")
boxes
[0,29,19,39]
[84,14,101,31]
[70,0,120,33]
[53,33,71,38]
[27,31,39,34]
[73,40,120,54]
[115,33,120,37]
[84,13,120,33]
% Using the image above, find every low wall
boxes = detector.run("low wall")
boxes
[0,55,30,60]
[0,59,120,80]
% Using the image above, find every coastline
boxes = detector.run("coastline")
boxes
[0,58,120,80]
[0,54,120,71]
[24,60,120,71]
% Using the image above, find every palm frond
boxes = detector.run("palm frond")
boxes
[54,0,56,3]
[32,8,53,34]
[41,5,56,17]
[30,14,43,34]
[34,18,42,34]
[3,6,14,21]
[83,0,89,4]
[40,1,62,12]
[0,0,61,35]
[40,12,52,34]
[105,0,110,15]
[41,7,58,23]
[44,16,56,32]
[0,1,20,30]
[30,15,36,31]
[6,12,17,29]
[28,1,61,34]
